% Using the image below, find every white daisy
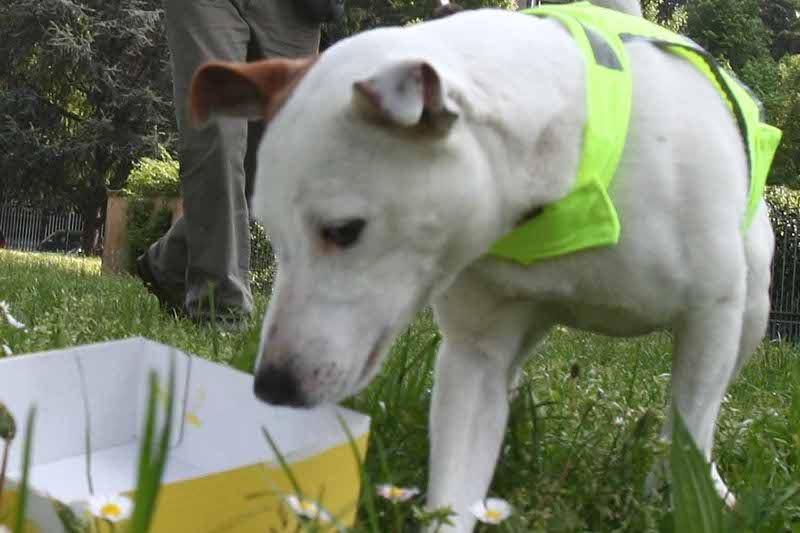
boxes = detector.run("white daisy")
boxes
[87,494,133,522]
[0,301,26,330]
[376,484,420,502]
[284,495,333,522]
[469,497,512,525]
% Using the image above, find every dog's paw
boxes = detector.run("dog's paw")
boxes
[711,462,737,508]
[643,459,670,500]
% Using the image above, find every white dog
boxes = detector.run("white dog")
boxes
[189,1,775,530]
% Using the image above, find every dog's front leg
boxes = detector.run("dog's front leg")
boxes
[426,337,517,532]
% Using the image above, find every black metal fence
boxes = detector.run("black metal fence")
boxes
[767,219,800,341]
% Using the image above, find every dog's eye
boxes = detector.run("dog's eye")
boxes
[320,219,366,249]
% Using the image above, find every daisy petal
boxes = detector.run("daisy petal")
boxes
[469,497,512,524]
[87,494,134,523]
[376,484,420,502]
[284,495,333,522]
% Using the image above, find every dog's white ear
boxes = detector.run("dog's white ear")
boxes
[352,60,458,134]
[190,57,315,127]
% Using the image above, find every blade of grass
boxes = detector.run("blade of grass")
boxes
[208,282,220,360]
[0,440,9,512]
[129,356,176,533]
[75,357,95,495]
[261,426,304,499]
[369,434,407,533]
[132,373,157,516]
[336,413,379,533]
[261,427,349,533]
[0,402,15,513]
[13,407,35,533]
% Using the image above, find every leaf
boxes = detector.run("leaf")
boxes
[670,407,726,533]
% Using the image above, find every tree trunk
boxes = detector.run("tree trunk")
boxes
[82,158,108,255]
[81,201,101,255]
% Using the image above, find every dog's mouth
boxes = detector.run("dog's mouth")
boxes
[357,328,390,385]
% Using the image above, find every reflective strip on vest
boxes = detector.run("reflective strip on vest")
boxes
[489,1,783,265]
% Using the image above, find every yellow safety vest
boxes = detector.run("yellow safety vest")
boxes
[489,2,783,265]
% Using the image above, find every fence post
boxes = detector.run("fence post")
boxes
[102,191,130,274]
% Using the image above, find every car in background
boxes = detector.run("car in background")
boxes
[37,230,83,254]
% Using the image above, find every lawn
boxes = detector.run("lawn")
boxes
[0,250,799,532]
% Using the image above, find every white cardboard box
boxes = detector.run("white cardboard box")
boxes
[0,338,370,532]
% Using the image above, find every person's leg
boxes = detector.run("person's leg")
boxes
[145,0,254,318]
[243,121,263,215]
[238,1,319,298]
[245,0,320,59]
[242,0,319,214]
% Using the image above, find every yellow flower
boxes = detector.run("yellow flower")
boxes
[87,494,133,522]
[376,484,420,502]
[284,495,332,522]
[469,498,512,525]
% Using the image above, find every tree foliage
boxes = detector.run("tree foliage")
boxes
[321,0,518,47]
[0,0,174,250]
[0,0,798,247]
[642,0,800,185]
[677,0,800,186]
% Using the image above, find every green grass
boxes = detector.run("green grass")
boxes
[0,250,264,365]
[1,250,799,532]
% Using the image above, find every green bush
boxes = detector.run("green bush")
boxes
[124,147,181,198]
[250,221,277,295]
[124,148,181,271]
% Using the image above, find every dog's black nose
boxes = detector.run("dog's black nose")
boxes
[253,365,306,407]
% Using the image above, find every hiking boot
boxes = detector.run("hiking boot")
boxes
[135,254,186,315]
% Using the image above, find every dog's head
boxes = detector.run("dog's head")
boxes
[190,35,502,406]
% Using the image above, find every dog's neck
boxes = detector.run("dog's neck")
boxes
[413,11,588,266]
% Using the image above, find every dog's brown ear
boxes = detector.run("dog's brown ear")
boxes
[190,57,316,127]
[352,60,459,135]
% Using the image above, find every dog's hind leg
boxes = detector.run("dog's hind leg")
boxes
[731,203,774,381]
[426,295,550,532]
[706,205,774,503]
[648,268,747,507]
